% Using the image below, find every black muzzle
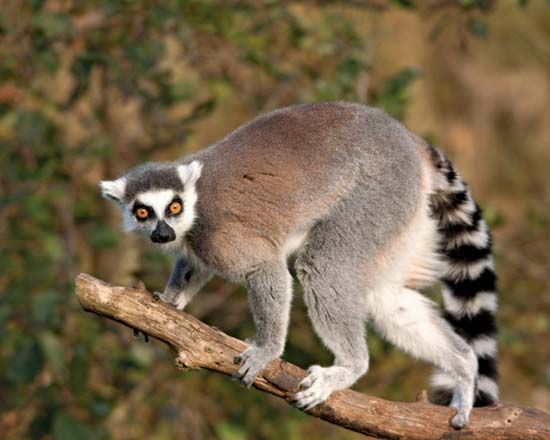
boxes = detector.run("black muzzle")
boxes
[151,220,176,243]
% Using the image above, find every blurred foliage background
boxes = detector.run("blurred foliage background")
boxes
[1,0,549,439]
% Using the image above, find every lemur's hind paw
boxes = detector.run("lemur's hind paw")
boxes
[232,345,277,387]
[450,411,470,429]
[293,365,333,411]
[449,391,472,428]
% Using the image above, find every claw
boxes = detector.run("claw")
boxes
[231,370,248,387]
[232,345,276,388]
[234,363,253,387]
[131,328,150,343]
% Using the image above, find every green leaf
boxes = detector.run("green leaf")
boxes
[7,337,44,384]
[69,344,88,395]
[42,234,63,260]
[215,422,248,440]
[28,408,56,439]
[483,205,506,229]
[24,194,54,226]
[87,395,112,420]
[36,48,60,73]
[467,18,489,38]
[0,306,9,329]
[15,110,56,148]
[31,12,73,39]
[69,50,107,103]
[32,291,61,325]
[169,81,196,102]
[38,332,66,378]
[29,0,45,11]
[288,20,306,47]
[337,57,363,86]
[376,67,420,120]
[125,40,165,72]
[53,413,94,440]
[88,226,120,249]
[392,0,416,8]
[460,0,493,10]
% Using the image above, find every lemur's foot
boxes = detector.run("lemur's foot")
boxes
[450,410,470,429]
[232,344,278,387]
[293,365,334,410]
[449,400,471,429]
[449,387,472,428]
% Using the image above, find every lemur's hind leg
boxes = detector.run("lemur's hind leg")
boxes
[233,261,293,387]
[293,246,369,410]
[368,287,478,428]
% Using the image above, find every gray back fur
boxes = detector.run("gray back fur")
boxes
[186,101,422,278]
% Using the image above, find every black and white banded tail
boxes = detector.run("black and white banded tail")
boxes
[428,147,499,407]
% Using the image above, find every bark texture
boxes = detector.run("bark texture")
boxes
[75,273,550,440]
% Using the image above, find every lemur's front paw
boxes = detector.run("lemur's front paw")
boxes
[154,290,188,310]
[154,291,170,303]
[232,344,278,387]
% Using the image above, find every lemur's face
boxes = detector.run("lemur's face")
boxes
[100,161,202,253]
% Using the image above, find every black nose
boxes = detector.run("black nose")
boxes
[151,221,176,243]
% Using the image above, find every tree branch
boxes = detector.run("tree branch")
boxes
[75,273,550,440]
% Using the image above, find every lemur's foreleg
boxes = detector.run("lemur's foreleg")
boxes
[158,256,212,310]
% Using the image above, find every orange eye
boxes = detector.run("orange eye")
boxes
[136,208,149,220]
[169,201,182,215]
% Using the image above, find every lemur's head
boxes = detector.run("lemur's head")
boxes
[100,161,202,252]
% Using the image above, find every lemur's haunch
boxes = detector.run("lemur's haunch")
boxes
[101,102,498,428]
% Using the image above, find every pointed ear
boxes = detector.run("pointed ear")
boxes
[100,177,127,202]
[177,161,203,186]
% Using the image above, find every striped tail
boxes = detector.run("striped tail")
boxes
[427,147,499,407]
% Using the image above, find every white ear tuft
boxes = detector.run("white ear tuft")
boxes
[100,177,127,202]
[177,161,203,186]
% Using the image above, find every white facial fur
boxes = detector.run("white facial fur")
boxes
[119,190,176,235]
[138,189,178,218]
[128,189,190,250]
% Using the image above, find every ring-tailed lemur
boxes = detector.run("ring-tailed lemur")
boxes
[100,102,498,428]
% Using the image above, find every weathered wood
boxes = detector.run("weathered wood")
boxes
[75,273,550,440]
